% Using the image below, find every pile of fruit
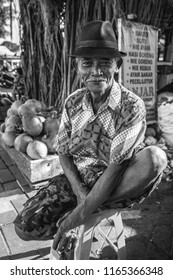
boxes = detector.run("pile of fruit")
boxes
[0,99,60,159]
[144,126,173,181]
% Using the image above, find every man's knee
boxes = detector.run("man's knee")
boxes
[144,146,167,175]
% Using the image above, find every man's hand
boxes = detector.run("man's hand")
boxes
[53,228,79,259]
[53,210,72,250]
[53,212,79,260]
[59,154,90,204]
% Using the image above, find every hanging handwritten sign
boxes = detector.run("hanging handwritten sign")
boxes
[118,19,158,124]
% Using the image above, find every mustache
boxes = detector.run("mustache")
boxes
[86,78,107,82]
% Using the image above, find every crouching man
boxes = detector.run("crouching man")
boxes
[14,21,167,258]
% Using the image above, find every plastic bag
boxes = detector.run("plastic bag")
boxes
[158,101,173,147]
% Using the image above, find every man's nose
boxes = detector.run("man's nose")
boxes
[91,62,102,75]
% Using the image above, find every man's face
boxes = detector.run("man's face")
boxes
[76,57,119,95]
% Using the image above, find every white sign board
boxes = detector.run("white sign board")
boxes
[118,19,158,124]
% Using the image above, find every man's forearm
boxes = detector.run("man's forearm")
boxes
[59,161,124,233]
[59,154,89,198]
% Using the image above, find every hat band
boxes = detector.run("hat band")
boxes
[76,40,118,49]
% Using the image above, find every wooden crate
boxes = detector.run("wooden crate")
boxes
[7,149,63,183]
[0,135,63,183]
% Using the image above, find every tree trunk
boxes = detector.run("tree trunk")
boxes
[19,0,64,114]
[19,0,173,113]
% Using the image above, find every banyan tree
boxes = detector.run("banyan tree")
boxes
[19,0,173,114]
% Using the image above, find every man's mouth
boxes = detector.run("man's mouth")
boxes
[87,79,106,82]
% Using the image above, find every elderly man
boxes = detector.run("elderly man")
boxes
[14,21,167,254]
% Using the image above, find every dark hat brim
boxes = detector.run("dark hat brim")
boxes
[69,47,126,58]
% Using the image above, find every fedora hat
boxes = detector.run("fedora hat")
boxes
[70,20,126,59]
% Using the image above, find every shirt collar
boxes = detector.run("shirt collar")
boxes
[108,81,121,110]
[82,80,121,111]
[82,89,91,110]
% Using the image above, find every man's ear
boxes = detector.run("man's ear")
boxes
[72,58,79,72]
[114,66,119,74]
[113,62,119,74]
[116,58,123,69]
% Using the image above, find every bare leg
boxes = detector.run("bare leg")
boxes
[104,146,168,205]
[52,146,168,246]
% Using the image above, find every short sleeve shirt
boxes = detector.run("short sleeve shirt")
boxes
[54,81,146,188]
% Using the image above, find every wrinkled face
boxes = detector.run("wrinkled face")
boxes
[76,57,119,95]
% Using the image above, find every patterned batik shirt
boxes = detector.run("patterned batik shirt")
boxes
[54,81,146,189]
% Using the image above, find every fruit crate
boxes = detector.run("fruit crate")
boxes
[0,134,63,183]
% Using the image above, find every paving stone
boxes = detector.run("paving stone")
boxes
[10,195,28,213]
[1,223,47,256]
[0,198,14,213]
[121,209,141,220]
[36,240,52,260]
[157,180,173,193]
[0,187,23,199]
[0,150,14,166]
[35,239,52,250]
[0,159,7,169]
[140,201,161,214]
[130,203,141,211]
[163,188,173,197]
[157,213,173,226]
[37,247,51,260]
[135,212,159,227]
[18,184,33,197]
[151,225,173,255]
[0,255,10,260]
[5,238,51,260]
[146,241,169,260]
[146,189,161,200]
[0,182,4,193]
[126,236,148,260]
[0,169,15,183]
[0,232,8,258]
[0,145,4,151]
[0,191,27,214]
[0,210,16,225]
[133,224,154,240]
[8,165,28,187]
[3,181,21,192]
[8,249,41,260]
[160,196,173,212]
[171,239,173,260]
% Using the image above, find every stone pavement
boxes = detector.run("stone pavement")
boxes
[0,142,173,260]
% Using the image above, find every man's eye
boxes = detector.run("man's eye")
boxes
[82,62,92,67]
[100,61,111,67]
